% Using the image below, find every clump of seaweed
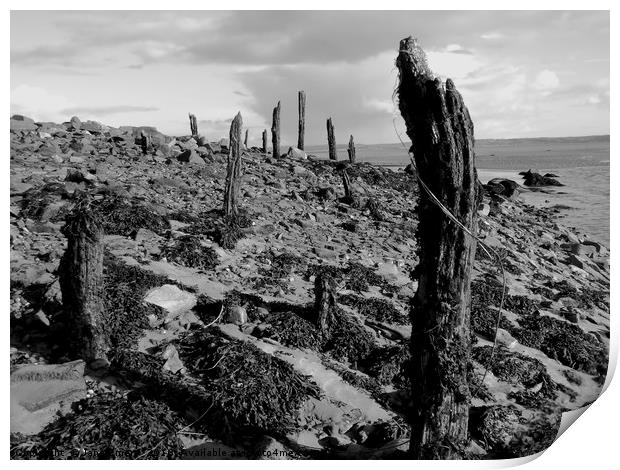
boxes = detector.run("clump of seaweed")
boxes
[339,294,408,325]
[20,182,71,221]
[263,311,324,350]
[325,308,376,365]
[90,195,171,237]
[181,209,252,249]
[364,197,386,221]
[321,357,384,397]
[160,235,219,270]
[508,313,607,375]
[471,346,553,390]
[344,262,384,292]
[11,395,183,460]
[254,251,306,292]
[177,329,321,435]
[361,344,410,387]
[102,254,169,352]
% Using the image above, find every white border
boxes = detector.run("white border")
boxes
[3,2,616,469]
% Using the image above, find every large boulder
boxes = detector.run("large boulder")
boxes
[484,178,520,198]
[287,147,307,160]
[80,120,107,133]
[521,169,563,187]
[69,116,81,130]
[177,149,205,165]
[10,115,37,132]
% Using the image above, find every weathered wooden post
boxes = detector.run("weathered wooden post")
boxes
[140,131,149,155]
[396,36,478,459]
[59,211,110,363]
[298,90,306,150]
[314,273,337,334]
[223,112,243,218]
[271,101,281,159]
[244,129,249,149]
[189,113,198,136]
[347,135,356,163]
[326,117,337,160]
[262,129,268,154]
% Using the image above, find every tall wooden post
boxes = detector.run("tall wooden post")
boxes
[224,112,243,218]
[298,90,306,150]
[262,129,268,154]
[271,101,281,159]
[59,212,110,363]
[326,118,337,160]
[244,129,249,149]
[396,36,478,459]
[347,135,356,163]
[189,113,198,136]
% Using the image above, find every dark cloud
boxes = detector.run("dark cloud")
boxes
[61,105,159,116]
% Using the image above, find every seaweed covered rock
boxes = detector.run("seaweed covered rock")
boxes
[160,235,219,270]
[91,195,170,236]
[362,344,410,387]
[177,329,321,435]
[339,294,408,325]
[509,313,607,375]
[102,255,170,353]
[11,395,183,460]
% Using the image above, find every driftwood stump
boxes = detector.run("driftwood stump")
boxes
[298,90,306,150]
[314,273,337,334]
[244,129,249,149]
[223,112,243,218]
[396,36,478,459]
[189,113,198,136]
[326,118,337,160]
[262,129,268,154]
[347,135,356,163]
[271,101,281,159]
[58,212,110,363]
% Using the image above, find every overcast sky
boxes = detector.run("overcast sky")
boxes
[10,10,609,145]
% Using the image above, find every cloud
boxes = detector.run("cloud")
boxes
[61,105,160,116]
[533,70,560,95]
[480,32,504,40]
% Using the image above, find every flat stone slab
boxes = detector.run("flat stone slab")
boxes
[144,284,197,315]
[11,360,87,435]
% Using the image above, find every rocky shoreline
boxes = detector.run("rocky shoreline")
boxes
[10,116,610,459]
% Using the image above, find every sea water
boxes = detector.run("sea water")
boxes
[305,135,610,246]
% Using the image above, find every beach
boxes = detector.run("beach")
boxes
[9,118,610,459]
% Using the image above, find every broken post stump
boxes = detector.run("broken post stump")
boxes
[342,169,354,201]
[244,129,249,149]
[298,90,306,150]
[313,273,337,334]
[347,135,356,163]
[271,101,281,159]
[58,212,110,363]
[189,113,198,136]
[140,131,149,155]
[396,36,478,459]
[326,117,337,160]
[262,129,268,154]
[223,112,243,218]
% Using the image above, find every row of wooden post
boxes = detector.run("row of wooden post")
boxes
[187,90,357,163]
[61,37,477,460]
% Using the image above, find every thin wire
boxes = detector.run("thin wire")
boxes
[391,117,507,393]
